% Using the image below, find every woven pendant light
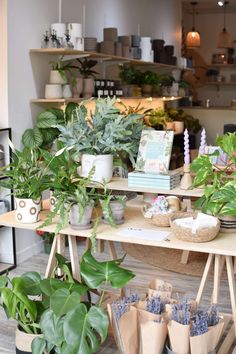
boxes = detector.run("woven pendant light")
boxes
[186,1,201,48]
[217,1,233,48]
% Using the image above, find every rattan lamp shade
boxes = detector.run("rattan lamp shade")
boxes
[186,30,201,47]
[217,28,233,48]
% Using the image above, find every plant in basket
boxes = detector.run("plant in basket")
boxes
[191,132,236,231]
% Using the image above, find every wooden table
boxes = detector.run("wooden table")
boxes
[0,206,235,353]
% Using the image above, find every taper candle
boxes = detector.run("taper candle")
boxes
[58,0,62,23]
[184,128,190,165]
[199,128,207,155]
[82,4,86,37]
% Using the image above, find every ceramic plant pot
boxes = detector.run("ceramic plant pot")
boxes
[15,327,41,354]
[79,154,113,183]
[141,84,153,97]
[83,77,95,98]
[49,70,67,84]
[218,214,236,233]
[69,203,94,230]
[45,84,62,99]
[165,122,175,130]
[15,197,41,223]
[62,84,72,98]
[74,77,83,98]
[173,121,184,134]
[102,200,125,225]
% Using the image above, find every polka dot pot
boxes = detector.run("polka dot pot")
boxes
[15,197,41,223]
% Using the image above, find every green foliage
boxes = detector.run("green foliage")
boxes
[57,97,144,167]
[118,64,142,85]
[140,71,160,85]
[146,108,171,128]
[30,250,135,354]
[22,103,79,149]
[191,132,236,216]
[0,147,51,199]
[159,74,175,87]
[166,108,202,133]
[50,56,74,81]
[73,58,98,78]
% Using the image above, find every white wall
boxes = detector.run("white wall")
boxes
[5,0,182,263]
[183,11,236,107]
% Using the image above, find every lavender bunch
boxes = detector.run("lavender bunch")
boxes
[171,299,191,325]
[207,304,219,326]
[146,296,167,315]
[191,311,208,337]
[111,293,140,321]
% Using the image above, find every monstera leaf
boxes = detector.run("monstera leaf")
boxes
[63,304,109,354]
[80,249,135,289]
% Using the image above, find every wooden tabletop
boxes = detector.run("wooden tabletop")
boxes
[1,206,236,257]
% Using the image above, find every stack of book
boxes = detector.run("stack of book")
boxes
[128,170,181,190]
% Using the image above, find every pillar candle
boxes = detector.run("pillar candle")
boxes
[184,128,190,165]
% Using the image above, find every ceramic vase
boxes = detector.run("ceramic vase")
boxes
[69,203,94,230]
[79,154,113,183]
[15,197,41,223]
[62,84,72,98]
[45,84,62,99]
[15,326,41,354]
[83,78,95,98]
[49,70,67,85]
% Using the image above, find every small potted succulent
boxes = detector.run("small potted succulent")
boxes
[57,97,144,183]
[191,132,236,231]
[0,146,50,223]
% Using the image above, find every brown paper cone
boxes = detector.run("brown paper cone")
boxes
[167,320,190,354]
[148,279,173,300]
[190,320,224,354]
[140,319,167,354]
[118,306,139,354]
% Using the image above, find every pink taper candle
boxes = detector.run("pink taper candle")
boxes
[184,128,190,165]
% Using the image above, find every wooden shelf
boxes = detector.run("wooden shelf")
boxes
[0,262,15,275]
[30,98,85,104]
[207,81,236,86]
[30,48,192,71]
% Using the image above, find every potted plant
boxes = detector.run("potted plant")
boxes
[73,58,98,98]
[99,187,126,225]
[118,64,142,97]
[49,56,73,84]
[57,97,144,183]
[31,250,135,354]
[140,71,160,97]
[191,132,236,230]
[166,108,201,134]
[159,74,175,96]
[22,102,79,150]
[144,108,169,130]
[0,147,50,223]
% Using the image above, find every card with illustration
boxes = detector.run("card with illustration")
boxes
[205,146,228,165]
[135,130,174,173]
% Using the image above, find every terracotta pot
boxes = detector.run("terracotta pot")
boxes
[83,77,94,98]
[15,327,41,354]
[165,122,175,130]
[15,197,41,223]
[69,203,94,230]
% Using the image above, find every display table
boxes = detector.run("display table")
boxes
[0,206,235,353]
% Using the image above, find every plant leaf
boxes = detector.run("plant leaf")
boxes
[50,289,81,317]
[22,128,43,149]
[36,111,57,128]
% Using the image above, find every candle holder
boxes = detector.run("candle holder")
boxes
[180,164,193,190]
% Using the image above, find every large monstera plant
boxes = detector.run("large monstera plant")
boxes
[31,250,135,354]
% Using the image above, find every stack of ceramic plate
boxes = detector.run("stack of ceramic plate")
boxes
[84,37,97,52]
[219,215,236,232]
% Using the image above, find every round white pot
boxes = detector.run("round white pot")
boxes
[173,121,184,134]
[62,84,72,98]
[15,327,41,354]
[15,197,41,223]
[45,84,62,99]
[49,70,67,85]
[79,154,113,183]
[69,203,94,230]
[83,78,95,98]
[102,200,125,225]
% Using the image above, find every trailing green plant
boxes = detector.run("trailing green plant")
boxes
[191,132,236,216]
[118,64,142,85]
[31,250,135,354]
[57,97,144,167]
[0,146,51,199]
[22,103,79,149]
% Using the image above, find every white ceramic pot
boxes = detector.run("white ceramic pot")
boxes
[15,327,41,353]
[62,84,72,98]
[69,203,94,230]
[79,154,113,183]
[45,84,62,99]
[49,70,67,84]
[49,190,57,213]
[15,197,41,223]
[173,121,184,134]
[83,78,95,98]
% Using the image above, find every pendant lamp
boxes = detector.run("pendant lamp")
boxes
[217,1,233,48]
[186,1,201,48]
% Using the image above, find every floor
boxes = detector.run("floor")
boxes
[0,240,235,353]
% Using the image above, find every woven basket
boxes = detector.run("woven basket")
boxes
[152,203,187,227]
[170,212,220,243]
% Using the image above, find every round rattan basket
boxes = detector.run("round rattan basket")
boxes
[152,203,187,227]
[169,212,221,243]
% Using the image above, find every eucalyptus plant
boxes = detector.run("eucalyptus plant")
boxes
[191,132,236,216]
[57,97,144,166]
